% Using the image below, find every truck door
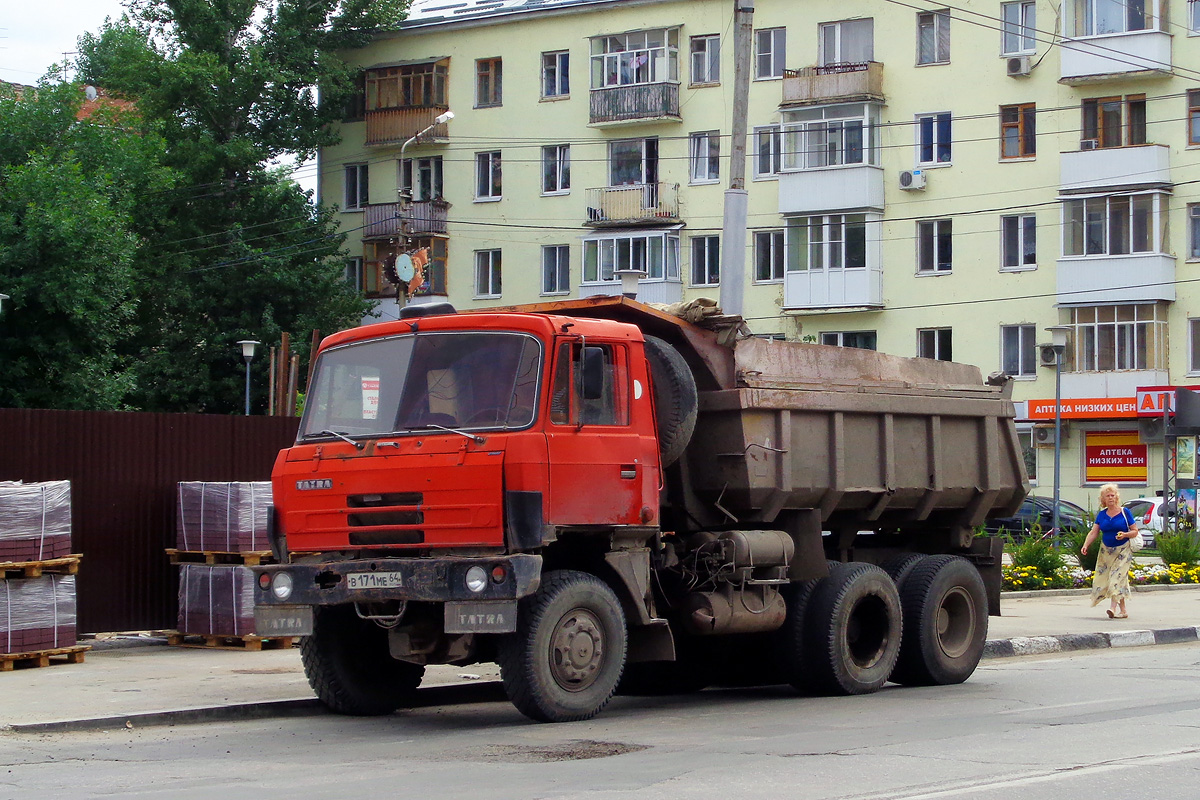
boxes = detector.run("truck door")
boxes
[545,341,656,526]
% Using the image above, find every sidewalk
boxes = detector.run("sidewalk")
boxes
[3,585,1198,733]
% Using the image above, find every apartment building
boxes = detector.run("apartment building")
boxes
[320,0,1200,512]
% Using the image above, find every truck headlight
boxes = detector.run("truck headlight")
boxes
[465,566,488,594]
[272,572,294,601]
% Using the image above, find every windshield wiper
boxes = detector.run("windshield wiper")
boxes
[421,424,485,445]
[311,429,365,450]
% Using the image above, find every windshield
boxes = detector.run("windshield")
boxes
[299,331,542,439]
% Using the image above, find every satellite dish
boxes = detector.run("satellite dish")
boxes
[84,85,98,101]
[394,253,415,283]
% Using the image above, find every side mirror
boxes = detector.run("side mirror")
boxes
[581,346,606,400]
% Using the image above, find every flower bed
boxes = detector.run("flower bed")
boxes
[1003,563,1200,591]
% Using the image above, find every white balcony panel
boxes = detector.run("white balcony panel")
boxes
[578,280,682,304]
[1059,31,1172,82]
[1060,370,1167,399]
[1060,145,1170,192]
[783,267,882,310]
[778,165,884,216]
[1056,253,1175,304]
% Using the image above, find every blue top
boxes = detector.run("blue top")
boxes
[1095,508,1135,548]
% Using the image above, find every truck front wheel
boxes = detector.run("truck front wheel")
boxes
[300,604,425,716]
[498,570,628,723]
[803,562,902,695]
[891,555,988,686]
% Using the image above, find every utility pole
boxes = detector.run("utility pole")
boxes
[719,0,754,317]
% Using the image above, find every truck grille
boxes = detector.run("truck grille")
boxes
[347,510,424,527]
[347,492,423,508]
[349,529,425,545]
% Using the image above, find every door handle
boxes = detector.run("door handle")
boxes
[620,465,637,480]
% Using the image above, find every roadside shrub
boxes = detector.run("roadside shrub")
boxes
[1008,525,1067,574]
[1062,526,1098,572]
[1155,531,1200,567]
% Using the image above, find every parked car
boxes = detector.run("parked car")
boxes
[982,496,1091,538]
[1122,497,1174,548]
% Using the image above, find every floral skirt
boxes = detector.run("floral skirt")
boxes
[1090,542,1134,605]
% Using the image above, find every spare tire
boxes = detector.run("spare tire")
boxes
[643,335,697,467]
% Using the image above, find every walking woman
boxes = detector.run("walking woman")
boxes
[1081,483,1140,619]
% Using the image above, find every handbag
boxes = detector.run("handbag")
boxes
[1124,508,1145,552]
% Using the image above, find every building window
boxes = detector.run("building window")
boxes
[609,138,658,186]
[689,131,720,183]
[1190,204,1200,258]
[1190,318,1200,373]
[782,103,880,170]
[821,331,877,350]
[690,34,720,84]
[1192,0,1200,33]
[755,27,786,79]
[1068,304,1167,371]
[754,125,782,177]
[542,51,569,98]
[1000,104,1036,159]
[475,151,502,200]
[1070,0,1161,37]
[542,145,571,194]
[583,233,680,283]
[475,249,502,298]
[343,163,368,210]
[344,257,364,292]
[542,245,570,295]
[476,58,502,107]
[1062,192,1166,256]
[1018,428,1038,483]
[1188,89,1200,145]
[365,60,448,111]
[691,235,720,286]
[411,237,449,296]
[401,156,443,201]
[819,18,874,66]
[1001,324,1037,377]
[917,219,953,273]
[754,230,785,282]
[916,112,952,165]
[1001,214,1037,270]
[591,28,679,88]
[786,214,868,271]
[1001,1,1037,54]
[917,10,950,65]
[1082,95,1146,149]
[918,328,953,361]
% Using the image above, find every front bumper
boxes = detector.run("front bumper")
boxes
[253,553,542,607]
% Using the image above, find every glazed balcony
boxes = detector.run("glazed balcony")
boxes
[781,62,884,108]
[362,200,449,240]
[589,83,680,125]
[584,183,680,226]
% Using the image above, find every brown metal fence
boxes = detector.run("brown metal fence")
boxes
[0,409,299,633]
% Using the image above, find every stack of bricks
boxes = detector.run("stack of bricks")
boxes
[1,575,77,654]
[0,481,73,562]
[177,564,256,637]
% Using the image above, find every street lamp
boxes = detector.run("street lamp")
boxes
[1045,325,1072,541]
[236,339,260,416]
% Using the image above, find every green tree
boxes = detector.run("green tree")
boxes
[73,0,403,412]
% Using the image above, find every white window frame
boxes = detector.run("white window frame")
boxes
[401,156,443,202]
[917,10,951,65]
[1001,1,1037,54]
[689,131,721,183]
[754,28,786,79]
[542,145,571,195]
[1068,304,1167,372]
[1001,324,1037,377]
[1192,0,1200,34]
[1189,204,1200,259]
[917,218,953,274]
[819,18,874,66]
[1189,318,1200,373]
[1061,191,1167,258]
[820,331,877,350]
[916,111,952,166]
[754,230,785,282]
[782,103,880,171]
[590,28,680,89]
[343,163,368,210]
[691,235,721,286]
[583,233,680,283]
[1069,0,1164,38]
[1001,214,1037,271]
[754,125,783,177]
[785,214,870,272]
[542,50,570,98]
[918,327,953,361]
[474,249,502,298]
[475,151,502,201]
[608,138,658,186]
[542,245,570,295]
[344,257,364,292]
[690,34,721,84]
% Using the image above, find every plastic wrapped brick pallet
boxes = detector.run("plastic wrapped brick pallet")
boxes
[176,481,272,553]
[0,481,73,563]
[177,564,256,637]
[0,575,77,654]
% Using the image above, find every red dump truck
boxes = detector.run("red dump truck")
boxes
[253,297,1027,722]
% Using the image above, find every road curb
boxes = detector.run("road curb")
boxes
[983,625,1200,659]
[1002,583,1200,600]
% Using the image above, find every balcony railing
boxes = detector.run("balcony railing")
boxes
[365,106,450,147]
[362,200,449,239]
[1060,144,1170,192]
[782,61,884,107]
[589,83,680,125]
[1059,30,1171,83]
[584,183,680,226]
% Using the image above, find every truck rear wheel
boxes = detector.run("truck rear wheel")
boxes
[644,335,697,467]
[498,570,627,723]
[300,604,425,716]
[803,562,902,695]
[891,555,988,686]
[774,577,824,692]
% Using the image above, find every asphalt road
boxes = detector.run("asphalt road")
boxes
[3,643,1199,800]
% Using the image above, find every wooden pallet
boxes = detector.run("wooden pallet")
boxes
[165,631,295,651]
[0,645,89,671]
[0,555,83,579]
[166,549,273,566]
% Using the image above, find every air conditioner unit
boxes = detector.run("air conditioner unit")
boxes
[1006,55,1032,77]
[1033,423,1068,448]
[899,169,926,191]
[1038,344,1061,368]
[1080,138,1100,151]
